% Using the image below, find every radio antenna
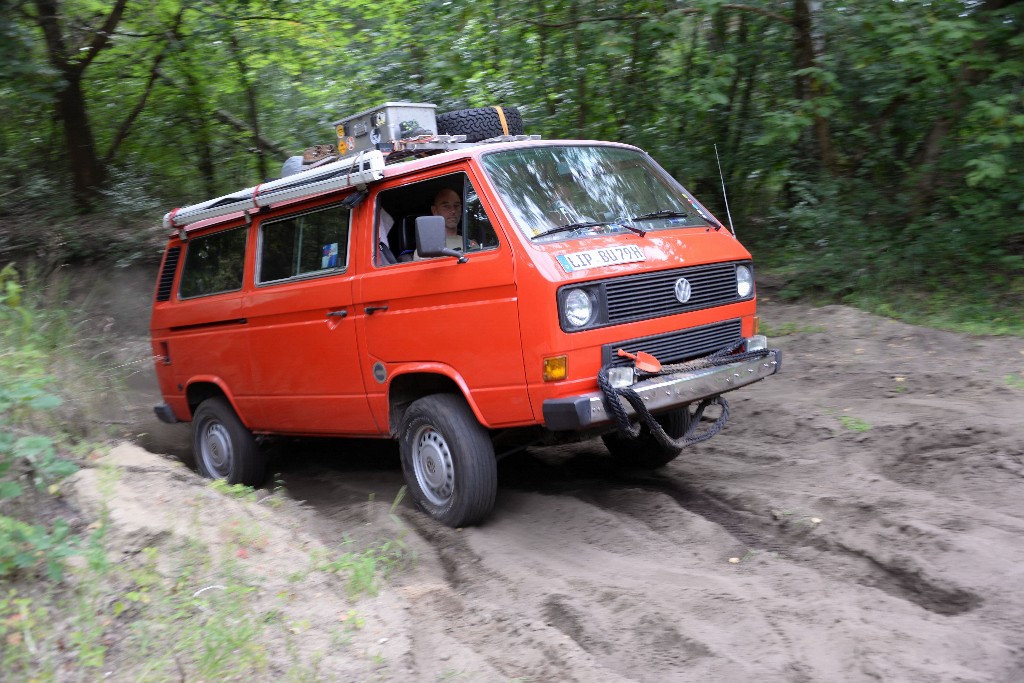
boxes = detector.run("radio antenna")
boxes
[714,144,736,236]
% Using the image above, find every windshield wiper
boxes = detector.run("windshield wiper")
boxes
[631,208,726,231]
[630,210,692,222]
[532,221,619,240]
[679,199,727,231]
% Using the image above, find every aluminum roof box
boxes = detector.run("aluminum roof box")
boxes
[332,102,437,155]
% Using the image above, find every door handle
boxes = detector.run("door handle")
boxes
[326,309,348,318]
[365,305,389,315]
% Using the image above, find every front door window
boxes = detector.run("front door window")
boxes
[374,173,499,265]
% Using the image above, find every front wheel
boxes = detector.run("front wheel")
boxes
[601,407,693,469]
[399,394,497,527]
[191,397,267,486]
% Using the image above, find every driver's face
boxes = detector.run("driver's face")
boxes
[431,190,462,232]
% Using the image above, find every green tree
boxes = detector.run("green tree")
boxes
[1,0,1020,322]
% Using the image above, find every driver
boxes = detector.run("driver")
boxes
[431,188,465,250]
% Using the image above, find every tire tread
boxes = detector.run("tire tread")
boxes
[436,106,525,143]
[400,393,497,526]
[192,398,267,486]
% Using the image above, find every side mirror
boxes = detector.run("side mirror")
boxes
[415,216,468,263]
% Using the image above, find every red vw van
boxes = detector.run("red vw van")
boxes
[150,104,780,526]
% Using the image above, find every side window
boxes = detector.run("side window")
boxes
[179,226,247,299]
[463,183,499,251]
[375,173,499,266]
[258,203,350,284]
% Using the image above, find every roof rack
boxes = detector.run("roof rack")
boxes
[162,134,543,233]
[163,150,386,232]
[384,133,540,154]
[380,133,541,163]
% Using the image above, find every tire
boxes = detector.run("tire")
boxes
[436,106,525,143]
[191,397,267,486]
[398,394,497,527]
[601,407,692,469]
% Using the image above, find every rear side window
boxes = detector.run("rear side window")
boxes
[258,203,350,284]
[155,246,181,301]
[179,226,247,299]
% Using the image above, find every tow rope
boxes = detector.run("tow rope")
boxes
[597,339,774,451]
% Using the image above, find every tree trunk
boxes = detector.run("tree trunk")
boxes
[535,0,555,118]
[32,0,118,210]
[910,0,1021,213]
[56,69,105,210]
[228,33,269,181]
[675,20,700,142]
[792,0,836,175]
[720,14,749,183]
[180,69,218,196]
[571,0,587,131]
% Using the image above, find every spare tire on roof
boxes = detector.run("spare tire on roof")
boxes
[436,106,525,142]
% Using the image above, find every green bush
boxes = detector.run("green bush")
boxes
[0,264,81,581]
[749,177,1024,335]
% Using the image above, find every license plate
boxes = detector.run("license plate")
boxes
[556,245,646,272]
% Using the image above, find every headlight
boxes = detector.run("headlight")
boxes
[736,265,753,298]
[564,289,594,328]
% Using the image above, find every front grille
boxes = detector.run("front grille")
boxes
[155,247,181,301]
[603,319,742,367]
[604,262,747,324]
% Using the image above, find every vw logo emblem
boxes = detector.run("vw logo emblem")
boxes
[674,278,692,303]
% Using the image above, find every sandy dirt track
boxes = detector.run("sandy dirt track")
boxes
[83,288,1024,682]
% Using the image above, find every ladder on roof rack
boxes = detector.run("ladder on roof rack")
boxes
[162,134,544,233]
[163,150,386,231]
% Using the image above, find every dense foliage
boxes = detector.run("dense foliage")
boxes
[0,265,80,581]
[1,0,1021,326]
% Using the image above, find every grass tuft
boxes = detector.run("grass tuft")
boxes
[837,415,872,432]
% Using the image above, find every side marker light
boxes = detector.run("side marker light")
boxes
[543,356,568,382]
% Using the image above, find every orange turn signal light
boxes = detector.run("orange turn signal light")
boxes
[543,356,567,382]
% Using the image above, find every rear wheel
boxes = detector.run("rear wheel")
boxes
[399,394,497,527]
[191,398,267,486]
[601,407,692,469]
[436,106,525,142]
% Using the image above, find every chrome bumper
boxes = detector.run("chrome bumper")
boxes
[542,349,782,431]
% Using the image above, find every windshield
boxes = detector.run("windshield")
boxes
[481,145,713,242]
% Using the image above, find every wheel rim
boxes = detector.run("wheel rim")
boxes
[200,420,233,478]
[412,426,455,507]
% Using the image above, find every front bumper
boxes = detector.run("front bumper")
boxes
[542,349,782,431]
